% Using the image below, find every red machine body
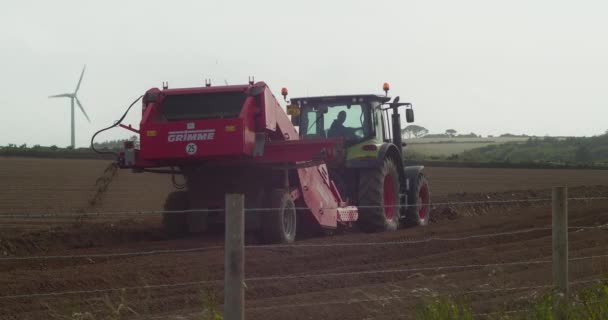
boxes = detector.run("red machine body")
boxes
[126,83,342,166]
[118,81,357,229]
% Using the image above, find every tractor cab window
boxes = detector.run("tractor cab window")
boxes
[300,102,372,143]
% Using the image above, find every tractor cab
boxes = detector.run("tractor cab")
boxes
[287,85,415,166]
[290,95,388,147]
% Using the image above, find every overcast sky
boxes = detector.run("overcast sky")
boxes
[1,0,606,147]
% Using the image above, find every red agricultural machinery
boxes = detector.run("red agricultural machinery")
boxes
[101,80,430,243]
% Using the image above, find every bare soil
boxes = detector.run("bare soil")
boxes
[0,157,607,319]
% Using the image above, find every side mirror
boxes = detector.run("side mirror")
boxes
[287,104,300,116]
[287,102,301,127]
[406,108,414,123]
[291,114,300,126]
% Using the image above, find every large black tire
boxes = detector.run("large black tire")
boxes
[262,189,297,244]
[357,159,401,232]
[406,173,431,226]
[162,191,189,237]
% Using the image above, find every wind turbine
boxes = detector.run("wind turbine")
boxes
[48,65,91,148]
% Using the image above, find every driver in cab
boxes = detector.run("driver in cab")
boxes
[327,111,357,140]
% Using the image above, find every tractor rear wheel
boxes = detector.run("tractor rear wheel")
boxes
[262,189,297,244]
[406,173,431,226]
[162,191,189,237]
[357,159,400,232]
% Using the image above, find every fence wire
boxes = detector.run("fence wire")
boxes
[2,255,605,300]
[0,224,608,262]
[1,224,606,261]
[1,196,607,219]
[0,280,217,300]
[1,195,607,319]
[244,254,608,283]
[246,279,605,312]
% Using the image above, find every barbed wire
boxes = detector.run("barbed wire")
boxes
[252,224,607,249]
[1,196,607,219]
[2,225,606,262]
[246,279,605,311]
[1,255,604,302]
[0,246,223,261]
[1,257,604,300]
[244,255,608,283]
[2,224,607,262]
[0,279,219,300]
[474,296,608,317]
[117,284,608,319]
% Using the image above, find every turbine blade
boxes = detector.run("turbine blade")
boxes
[74,65,86,93]
[75,97,91,123]
[48,93,72,98]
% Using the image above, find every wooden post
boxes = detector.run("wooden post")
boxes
[552,186,568,317]
[224,194,244,320]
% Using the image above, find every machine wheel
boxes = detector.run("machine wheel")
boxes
[358,158,400,232]
[262,189,297,244]
[162,191,189,237]
[406,173,431,226]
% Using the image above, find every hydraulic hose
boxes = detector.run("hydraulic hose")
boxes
[90,95,143,156]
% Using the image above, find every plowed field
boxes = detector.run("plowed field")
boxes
[0,157,607,319]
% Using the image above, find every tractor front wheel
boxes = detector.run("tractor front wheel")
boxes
[162,191,189,237]
[262,189,297,244]
[357,159,401,232]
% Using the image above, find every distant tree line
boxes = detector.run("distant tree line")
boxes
[0,135,137,152]
[460,131,608,165]
[402,126,498,139]
[0,136,137,160]
[92,135,138,151]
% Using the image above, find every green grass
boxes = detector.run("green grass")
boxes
[406,137,528,158]
[407,134,608,167]
[415,281,608,320]
[415,297,473,320]
[408,137,529,144]
[408,142,500,157]
[461,135,608,165]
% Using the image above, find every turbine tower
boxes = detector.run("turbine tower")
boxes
[48,65,91,148]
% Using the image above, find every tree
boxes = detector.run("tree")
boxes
[445,129,457,137]
[457,132,479,138]
[402,125,429,138]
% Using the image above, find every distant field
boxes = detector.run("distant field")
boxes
[406,137,528,157]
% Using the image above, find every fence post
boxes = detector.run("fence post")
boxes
[225,194,245,320]
[552,186,568,317]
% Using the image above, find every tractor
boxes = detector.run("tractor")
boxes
[286,83,431,232]
[108,80,430,243]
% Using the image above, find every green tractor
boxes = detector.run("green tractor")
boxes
[287,84,431,232]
